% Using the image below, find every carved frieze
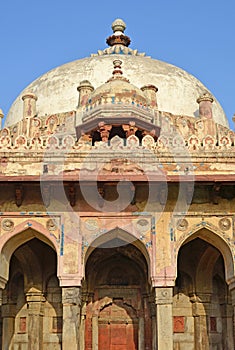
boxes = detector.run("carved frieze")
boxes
[155,287,173,304]
[62,287,81,305]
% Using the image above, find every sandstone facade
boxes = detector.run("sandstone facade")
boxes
[0,19,235,349]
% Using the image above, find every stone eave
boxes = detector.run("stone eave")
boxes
[0,174,235,182]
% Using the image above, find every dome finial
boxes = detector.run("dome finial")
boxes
[112,18,126,33]
[106,60,129,83]
[106,18,131,47]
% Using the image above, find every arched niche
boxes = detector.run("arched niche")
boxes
[1,237,62,349]
[176,228,234,284]
[0,227,58,288]
[84,227,151,282]
[83,230,153,350]
[174,235,233,350]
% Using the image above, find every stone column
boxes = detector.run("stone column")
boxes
[77,80,94,108]
[22,92,37,137]
[62,287,81,350]
[148,294,157,350]
[79,297,87,350]
[26,290,45,350]
[138,315,145,350]
[151,315,157,350]
[229,288,235,349]
[155,287,173,350]
[1,302,16,349]
[141,84,158,108]
[196,92,214,119]
[190,293,211,350]
[220,300,234,350]
[92,315,98,350]
[22,92,38,119]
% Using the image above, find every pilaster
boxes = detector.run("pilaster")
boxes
[155,287,173,350]
[26,290,45,350]
[62,287,81,350]
[1,302,16,350]
[190,293,211,350]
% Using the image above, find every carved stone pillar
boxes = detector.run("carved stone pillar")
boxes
[143,294,152,350]
[98,122,111,142]
[92,314,98,350]
[79,292,89,350]
[1,302,16,349]
[138,315,145,350]
[77,80,94,107]
[141,84,158,108]
[220,299,234,350]
[190,293,211,350]
[62,287,81,350]
[26,290,45,350]
[196,92,214,119]
[229,288,235,349]
[150,299,157,350]
[22,92,37,137]
[155,287,173,350]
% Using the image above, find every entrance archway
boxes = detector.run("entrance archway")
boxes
[174,235,234,349]
[1,237,62,350]
[83,237,152,350]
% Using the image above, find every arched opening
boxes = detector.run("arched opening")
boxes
[83,236,152,350]
[91,125,145,146]
[174,235,234,349]
[0,237,62,350]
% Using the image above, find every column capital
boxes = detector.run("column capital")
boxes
[155,287,173,305]
[189,293,212,316]
[1,303,16,318]
[26,290,45,303]
[62,286,81,305]
[197,92,214,104]
[0,276,7,290]
[22,92,38,101]
[227,276,235,292]
[193,292,212,304]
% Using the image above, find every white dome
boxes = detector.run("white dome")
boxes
[5,25,228,128]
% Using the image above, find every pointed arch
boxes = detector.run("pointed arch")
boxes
[176,227,234,283]
[0,219,59,254]
[84,227,151,275]
[0,224,59,289]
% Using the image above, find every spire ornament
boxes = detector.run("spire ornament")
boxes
[91,19,147,56]
[106,60,129,83]
[106,18,131,47]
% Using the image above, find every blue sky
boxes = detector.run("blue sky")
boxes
[0,0,234,128]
